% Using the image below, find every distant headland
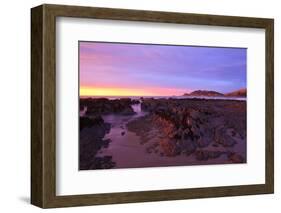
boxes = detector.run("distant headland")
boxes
[183,88,246,97]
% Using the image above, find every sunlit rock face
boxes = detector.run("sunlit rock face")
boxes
[138,98,246,163]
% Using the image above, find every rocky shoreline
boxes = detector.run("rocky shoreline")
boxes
[80,98,139,116]
[79,116,115,170]
[79,98,141,170]
[127,98,246,164]
[79,97,246,170]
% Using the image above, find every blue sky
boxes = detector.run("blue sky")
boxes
[80,42,246,96]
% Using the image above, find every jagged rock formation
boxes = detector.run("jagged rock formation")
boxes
[128,98,246,163]
[80,98,138,116]
[79,115,115,170]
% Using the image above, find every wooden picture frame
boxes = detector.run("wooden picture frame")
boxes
[31,4,274,208]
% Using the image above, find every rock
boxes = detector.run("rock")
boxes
[214,127,237,147]
[80,116,104,131]
[197,138,211,148]
[195,150,223,161]
[146,147,153,154]
[103,97,246,166]
[178,139,197,155]
[102,139,111,148]
[195,150,209,161]
[228,152,244,163]
[208,151,223,159]
[160,139,180,157]
[131,99,140,104]
[79,115,114,170]
[88,156,116,170]
[120,107,136,115]
[219,135,236,147]
[80,117,95,131]
[81,98,138,116]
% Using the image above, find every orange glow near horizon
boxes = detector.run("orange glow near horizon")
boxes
[80,86,188,97]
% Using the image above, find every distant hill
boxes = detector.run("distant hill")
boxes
[183,90,224,97]
[183,88,246,97]
[225,88,246,97]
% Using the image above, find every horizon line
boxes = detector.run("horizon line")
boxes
[80,88,246,97]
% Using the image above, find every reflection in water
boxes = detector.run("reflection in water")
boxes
[96,103,150,168]
[95,102,211,169]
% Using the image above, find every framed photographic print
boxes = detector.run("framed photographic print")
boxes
[31,4,274,208]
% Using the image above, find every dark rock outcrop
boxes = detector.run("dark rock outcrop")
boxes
[80,115,104,131]
[88,156,116,169]
[79,116,115,170]
[159,139,180,157]
[195,150,223,161]
[80,98,137,116]
[137,98,246,159]
[227,152,245,163]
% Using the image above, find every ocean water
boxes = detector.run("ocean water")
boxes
[81,95,246,101]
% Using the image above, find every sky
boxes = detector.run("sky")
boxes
[79,42,246,97]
